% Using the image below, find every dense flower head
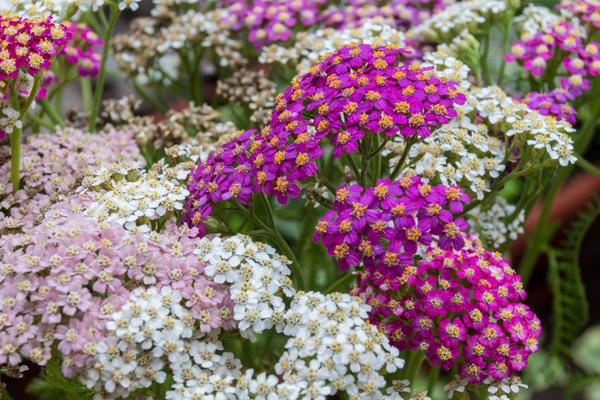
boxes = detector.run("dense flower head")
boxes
[0,202,235,374]
[270,291,404,400]
[557,0,600,31]
[60,21,103,77]
[523,90,578,125]
[0,14,69,81]
[409,0,507,42]
[505,9,598,104]
[78,162,191,234]
[0,128,143,233]
[354,234,541,383]
[218,0,327,48]
[259,18,414,76]
[324,0,448,31]
[313,177,470,271]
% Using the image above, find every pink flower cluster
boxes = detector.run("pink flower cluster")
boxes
[221,0,448,48]
[0,14,70,86]
[505,16,598,112]
[557,0,600,30]
[60,22,103,77]
[221,0,325,48]
[0,128,143,232]
[312,178,470,270]
[0,201,235,375]
[353,234,541,383]
[325,0,448,30]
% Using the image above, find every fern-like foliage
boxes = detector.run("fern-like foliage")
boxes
[547,195,600,362]
[39,357,94,400]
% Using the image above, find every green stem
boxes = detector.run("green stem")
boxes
[324,272,355,294]
[344,153,361,181]
[404,351,426,385]
[10,126,22,194]
[497,16,512,86]
[26,113,56,131]
[371,135,383,186]
[134,81,167,114]
[390,139,415,181]
[481,30,491,85]
[81,77,93,113]
[88,4,121,133]
[39,99,65,128]
[575,153,600,178]
[427,364,441,395]
[233,200,306,290]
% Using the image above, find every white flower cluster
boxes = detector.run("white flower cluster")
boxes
[193,234,295,340]
[82,286,242,400]
[443,375,528,399]
[79,162,190,232]
[409,0,507,41]
[272,291,405,400]
[384,50,505,200]
[513,4,562,40]
[469,197,525,249]
[259,18,407,76]
[468,85,577,166]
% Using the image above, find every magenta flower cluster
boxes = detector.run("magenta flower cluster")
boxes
[220,0,448,48]
[312,177,470,270]
[221,0,325,48]
[0,201,235,374]
[183,44,465,231]
[353,234,541,383]
[324,0,448,31]
[505,17,598,120]
[522,89,578,125]
[0,14,70,85]
[60,22,103,78]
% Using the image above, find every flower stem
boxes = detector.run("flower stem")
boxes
[10,126,22,194]
[39,99,65,129]
[575,152,600,178]
[324,272,355,294]
[427,364,441,395]
[88,4,121,133]
[404,350,426,384]
[390,138,415,181]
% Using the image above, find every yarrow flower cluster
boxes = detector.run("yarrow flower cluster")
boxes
[193,234,295,340]
[0,128,142,232]
[184,43,466,238]
[313,176,470,270]
[271,291,405,400]
[0,203,236,376]
[217,0,326,48]
[0,14,69,137]
[78,162,191,233]
[409,0,508,42]
[259,18,412,76]
[505,5,598,113]
[60,21,103,77]
[469,197,525,249]
[354,234,541,383]
[82,287,238,399]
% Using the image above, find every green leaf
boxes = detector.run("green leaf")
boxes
[40,357,94,400]
[547,195,600,364]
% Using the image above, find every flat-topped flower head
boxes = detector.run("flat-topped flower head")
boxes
[354,234,541,384]
[314,176,470,271]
